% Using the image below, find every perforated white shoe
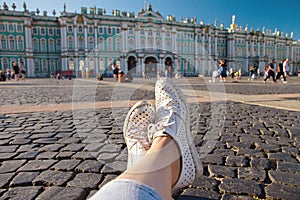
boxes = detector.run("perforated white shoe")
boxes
[123,100,156,169]
[148,78,202,190]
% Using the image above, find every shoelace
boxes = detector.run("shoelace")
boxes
[127,125,150,150]
[147,109,176,141]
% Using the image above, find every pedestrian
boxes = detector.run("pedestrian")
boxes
[275,60,287,83]
[283,58,290,77]
[90,78,201,200]
[249,66,255,81]
[263,60,276,83]
[219,59,227,82]
[12,61,20,81]
[19,61,26,81]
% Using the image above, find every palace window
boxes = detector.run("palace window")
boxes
[140,38,145,49]
[148,29,153,36]
[190,43,194,54]
[88,37,94,50]
[128,28,134,35]
[9,36,15,50]
[48,28,54,35]
[156,39,161,50]
[166,31,171,37]
[78,25,83,33]
[128,38,134,51]
[166,39,171,51]
[98,38,104,51]
[183,42,187,54]
[0,24,5,31]
[107,27,112,35]
[156,30,160,37]
[49,39,55,52]
[17,36,24,51]
[68,26,73,33]
[98,27,103,34]
[140,29,145,35]
[40,28,46,35]
[49,60,55,72]
[68,36,74,50]
[34,59,40,73]
[56,39,61,51]
[32,27,37,35]
[107,38,113,51]
[116,28,120,34]
[33,38,39,51]
[42,59,48,73]
[1,36,7,50]
[16,24,22,32]
[2,58,8,70]
[88,26,94,34]
[8,24,14,32]
[78,37,84,50]
[57,29,61,36]
[116,38,121,51]
[147,37,153,49]
[41,39,47,52]
[99,59,105,71]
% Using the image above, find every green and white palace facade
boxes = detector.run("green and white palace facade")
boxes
[1,2,300,77]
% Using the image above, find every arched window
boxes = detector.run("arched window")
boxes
[33,38,39,51]
[1,36,7,50]
[42,59,48,72]
[49,39,55,52]
[56,39,61,51]
[116,38,121,51]
[98,37,104,51]
[17,36,24,51]
[41,38,46,52]
[34,59,40,73]
[88,37,94,51]
[9,36,15,50]
[107,38,112,51]
[156,39,161,50]
[78,37,84,50]
[190,43,194,54]
[68,36,74,50]
[99,58,105,71]
[128,38,134,51]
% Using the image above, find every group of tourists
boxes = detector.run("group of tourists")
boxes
[0,61,26,82]
[211,58,290,83]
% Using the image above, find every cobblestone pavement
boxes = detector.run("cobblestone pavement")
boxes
[0,77,299,200]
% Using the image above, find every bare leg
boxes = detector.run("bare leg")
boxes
[117,136,180,200]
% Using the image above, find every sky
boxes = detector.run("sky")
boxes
[5,0,300,40]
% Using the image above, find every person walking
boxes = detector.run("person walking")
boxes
[219,59,227,82]
[19,61,26,81]
[275,59,287,83]
[12,61,20,81]
[283,58,290,77]
[263,59,276,83]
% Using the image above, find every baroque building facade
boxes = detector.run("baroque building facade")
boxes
[0,2,300,77]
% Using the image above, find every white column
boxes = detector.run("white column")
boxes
[94,23,99,74]
[84,24,88,52]
[135,25,140,50]
[162,28,166,50]
[172,28,176,53]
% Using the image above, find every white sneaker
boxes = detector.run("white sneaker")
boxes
[148,78,202,190]
[123,100,155,169]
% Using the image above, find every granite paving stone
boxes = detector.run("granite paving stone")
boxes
[51,160,81,171]
[35,186,87,200]
[0,186,42,200]
[268,170,300,186]
[9,172,40,187]
[75,160,104,173]
[219,178,262,197]
[67,173,103,189]
[17,160,57,172]
[265,183,300,199]
[0,160,27,173]
[32,170,74,186]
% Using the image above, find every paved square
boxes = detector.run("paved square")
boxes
[0,77,299,199]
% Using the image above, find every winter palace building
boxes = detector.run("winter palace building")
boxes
[1,2,300,77]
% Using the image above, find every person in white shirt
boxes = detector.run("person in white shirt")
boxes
[283,58,290,77]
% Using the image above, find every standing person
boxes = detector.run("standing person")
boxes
[257,67,261,79]
[90,78,202,200]
[263,59,276,83]
[219,59,227,82]
[19,61,26,81]
[283,58,290,77]
[165,65,173,79]
[276,60,287,83]
[12,61,20,81]
[112,63,118,81]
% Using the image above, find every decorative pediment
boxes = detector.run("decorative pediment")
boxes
[137,4,163,22]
